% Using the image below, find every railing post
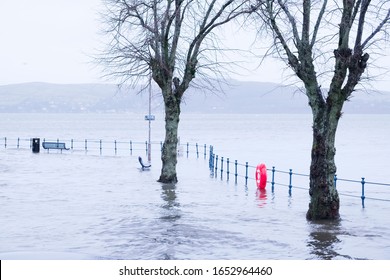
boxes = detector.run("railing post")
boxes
[271,166,275,193]
[85,139,88,152]
[130,140,133,155]
[145,141,148,155]
[245,162,249,186]
[4,137,7,148]
[227,158,230,181]
[235,160,238,184]
[209,145,213,168]
[196,143,199,158]
[17,137,20,149]
[215,155,218,177]
[57,138,61,153]
[115,140,117,155]
[361,177,366,208]
[186,142,189,158]
[209,149,212,170]
[100,140,102,155]
[71,139,74,150]
[210,153,215,174]
[289,169,293,196]
[209,146,214,172]
[204,144,206,159]
[220,157,224,180]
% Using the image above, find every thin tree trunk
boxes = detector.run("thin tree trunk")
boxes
[307,98,341,220]
[158,92,181,184]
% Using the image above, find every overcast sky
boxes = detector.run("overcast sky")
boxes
[0,0,105,85]
[1,0,390,91]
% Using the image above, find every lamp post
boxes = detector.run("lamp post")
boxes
[145,76,155,163]
[148,81,151,163]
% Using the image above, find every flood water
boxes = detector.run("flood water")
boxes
[0,113,389,259]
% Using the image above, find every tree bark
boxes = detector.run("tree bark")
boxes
[158,89,181,184]
[306,91,342,220]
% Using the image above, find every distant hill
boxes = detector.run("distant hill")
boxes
[0,81,389,113]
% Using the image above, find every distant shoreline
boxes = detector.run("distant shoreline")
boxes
[1,81,388,114]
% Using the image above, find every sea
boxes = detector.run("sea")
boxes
[0,113,389,260]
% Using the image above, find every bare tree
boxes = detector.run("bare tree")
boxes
[100,0,255,183]
[252,0,390,220]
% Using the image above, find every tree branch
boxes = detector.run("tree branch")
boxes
[354,0,371,52]
[362,8,390,49]
[302,0,311,44]
[310,0,328,47]
[277,0,301,47]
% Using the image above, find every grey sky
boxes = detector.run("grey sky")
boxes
[0,0,104,85]
[1,0,389,91]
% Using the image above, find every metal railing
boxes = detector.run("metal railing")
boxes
[209,146,390,208]
[0,137,209,159]
[2,137,389,208]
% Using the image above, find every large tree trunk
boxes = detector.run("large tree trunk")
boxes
[306,96,341,220]
[158,91,181,184]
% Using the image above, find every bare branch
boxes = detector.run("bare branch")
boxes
[355,0,371,52]
[362,8,390,49]
[302,0,311,44]
[277,0,301,46]
[310,0,328,47]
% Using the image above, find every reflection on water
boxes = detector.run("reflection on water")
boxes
[307,219,352,260]
[158,184,181,260]
[160,184,181,221]
[256,189,267,208]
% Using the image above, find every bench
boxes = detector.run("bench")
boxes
[42,142,69,151]
[138,156,151,170]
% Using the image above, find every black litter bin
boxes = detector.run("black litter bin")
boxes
[32,138,40,153]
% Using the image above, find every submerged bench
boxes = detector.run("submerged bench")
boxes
[138,156,151,170]
[42,141,69,151]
